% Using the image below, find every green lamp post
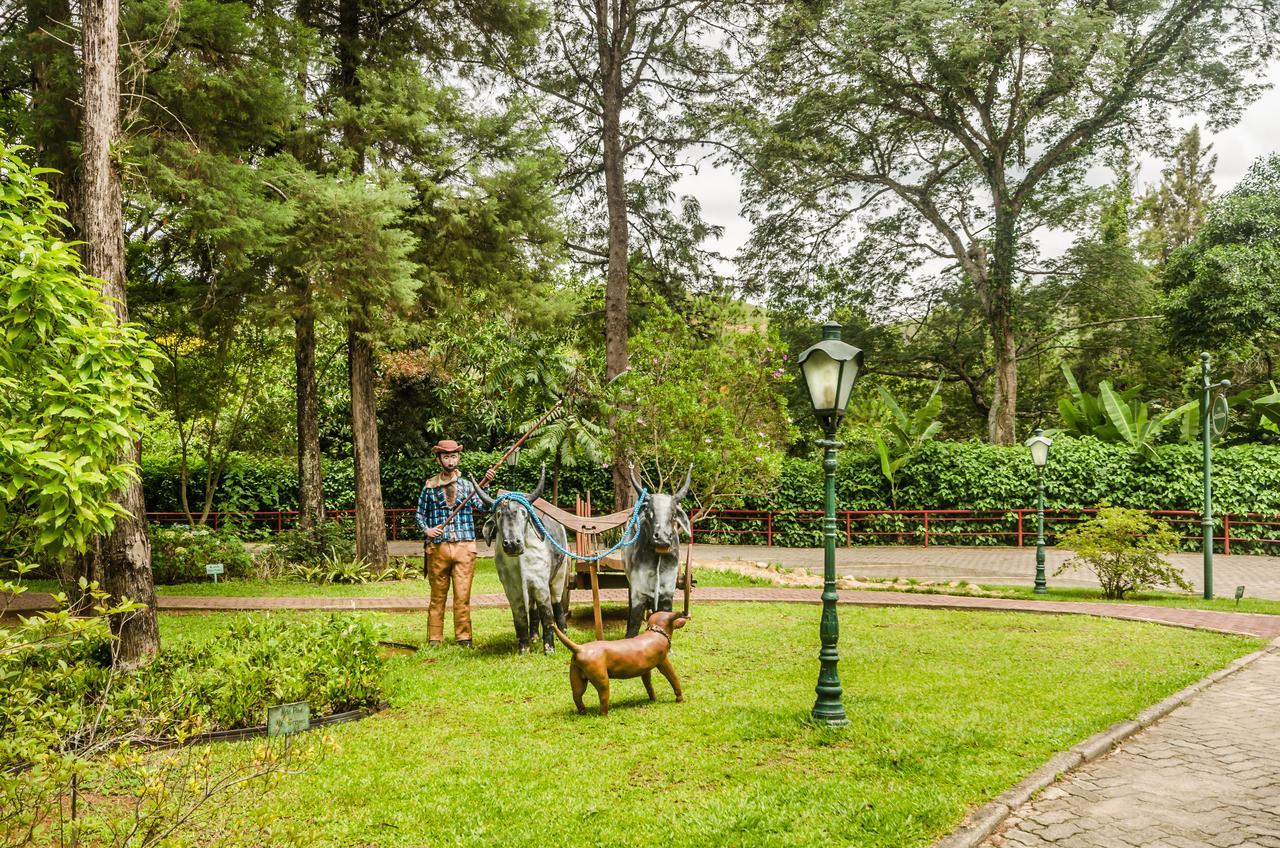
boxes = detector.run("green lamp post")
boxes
[797,321,863,727]
[1025,429,1052,595]
[1200,353,1230,600]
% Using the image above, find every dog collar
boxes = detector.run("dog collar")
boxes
[646,624,671,644]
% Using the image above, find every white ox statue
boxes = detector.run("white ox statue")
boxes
[474,468,570,654]
[622,467,691,637]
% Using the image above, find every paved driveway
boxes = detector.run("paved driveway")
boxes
[684,545,1280,600]
[382,541,1280,600]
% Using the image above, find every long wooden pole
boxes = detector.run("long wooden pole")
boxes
[431,394,568,532]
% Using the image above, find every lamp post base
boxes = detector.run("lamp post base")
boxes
[811,703,850,727]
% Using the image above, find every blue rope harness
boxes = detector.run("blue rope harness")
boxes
[491,489,649,562]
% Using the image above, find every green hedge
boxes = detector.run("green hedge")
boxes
[140,438,1280,529]
[741,438,1280,514]
[140,451,614,514]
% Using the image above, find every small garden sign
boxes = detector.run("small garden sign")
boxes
[267,701,311,737]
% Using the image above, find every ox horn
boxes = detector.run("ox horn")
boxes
[527,464,547,502]
[628,464,645,495]
[468,476,494,507]
[673,465,692,501]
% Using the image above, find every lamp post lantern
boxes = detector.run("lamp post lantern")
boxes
[797,321,863,727]
[1025,428,1052,595]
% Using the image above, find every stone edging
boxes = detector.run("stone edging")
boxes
[931,636,1280,848]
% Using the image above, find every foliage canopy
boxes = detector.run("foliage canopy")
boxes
[0,144,160,564]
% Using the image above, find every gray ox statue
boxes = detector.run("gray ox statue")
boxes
[473,469,571,655]
[622,466,692,638]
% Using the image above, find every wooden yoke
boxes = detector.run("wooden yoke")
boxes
[532,495,635,639]
[530,498,632,535]
[531,494,693,635]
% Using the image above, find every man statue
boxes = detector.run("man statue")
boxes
[416,439,493,648]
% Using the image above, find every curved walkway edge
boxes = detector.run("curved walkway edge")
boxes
[43,586,1280,639]
[938,636,1280,848]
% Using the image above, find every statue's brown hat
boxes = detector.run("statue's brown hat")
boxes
[430,439,464,455]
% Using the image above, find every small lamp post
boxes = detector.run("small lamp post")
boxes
[1200,353,1231,600]
[504,445,521,468]
[1025,428,1052,595]
[797,321,863,727]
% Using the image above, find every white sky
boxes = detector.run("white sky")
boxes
[677,63,1280,275]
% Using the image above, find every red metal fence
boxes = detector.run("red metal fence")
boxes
[145,507,1280,554]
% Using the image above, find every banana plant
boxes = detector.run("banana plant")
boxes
[1059,366,1197,457]
[1253,382,1280,433]
[1096,382,1197,460]
[871,384,942,508]
[1058,364,1136,437]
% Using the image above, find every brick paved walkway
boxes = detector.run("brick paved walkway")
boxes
[381,542,1280,598]
[982,649,1280,848]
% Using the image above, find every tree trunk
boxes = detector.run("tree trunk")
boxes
[601,47,631,510]
[178,431,193,524]
[294,282,325,531]
[985,213,1018,445]
[27,0,78,209]
[349,321,387,568]
[552,444,563,505]
[81,0,159,667]
[335,0,384,565]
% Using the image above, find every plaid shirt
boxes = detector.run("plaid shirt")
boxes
[416,475,490,543]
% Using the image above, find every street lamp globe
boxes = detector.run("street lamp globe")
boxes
[798,322,864,433]
[504,445,521,468]
[1026,429,1052,468]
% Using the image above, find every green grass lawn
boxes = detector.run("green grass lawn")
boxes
[843,576,1280,615]
[157,603,1260,847]
[19,559,774,599]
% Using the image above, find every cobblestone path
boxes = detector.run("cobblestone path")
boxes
[983,651,1280,848]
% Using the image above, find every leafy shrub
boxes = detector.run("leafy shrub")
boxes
[1054,507,1192,599]
[148,525,253,584]
[288,553,421,584]
[267,520,356,565]
[0,600,116,773]
[122,614,385,734]
[2,580,345,845]
[0,143,160,568]
[300,552,372,584]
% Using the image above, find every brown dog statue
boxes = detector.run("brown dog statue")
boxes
[551,611,688,716]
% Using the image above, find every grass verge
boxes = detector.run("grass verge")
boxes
[976,583,1280,615]
[831,575,1280,615]
[158,603,1260,847]
[19,560,774,600]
